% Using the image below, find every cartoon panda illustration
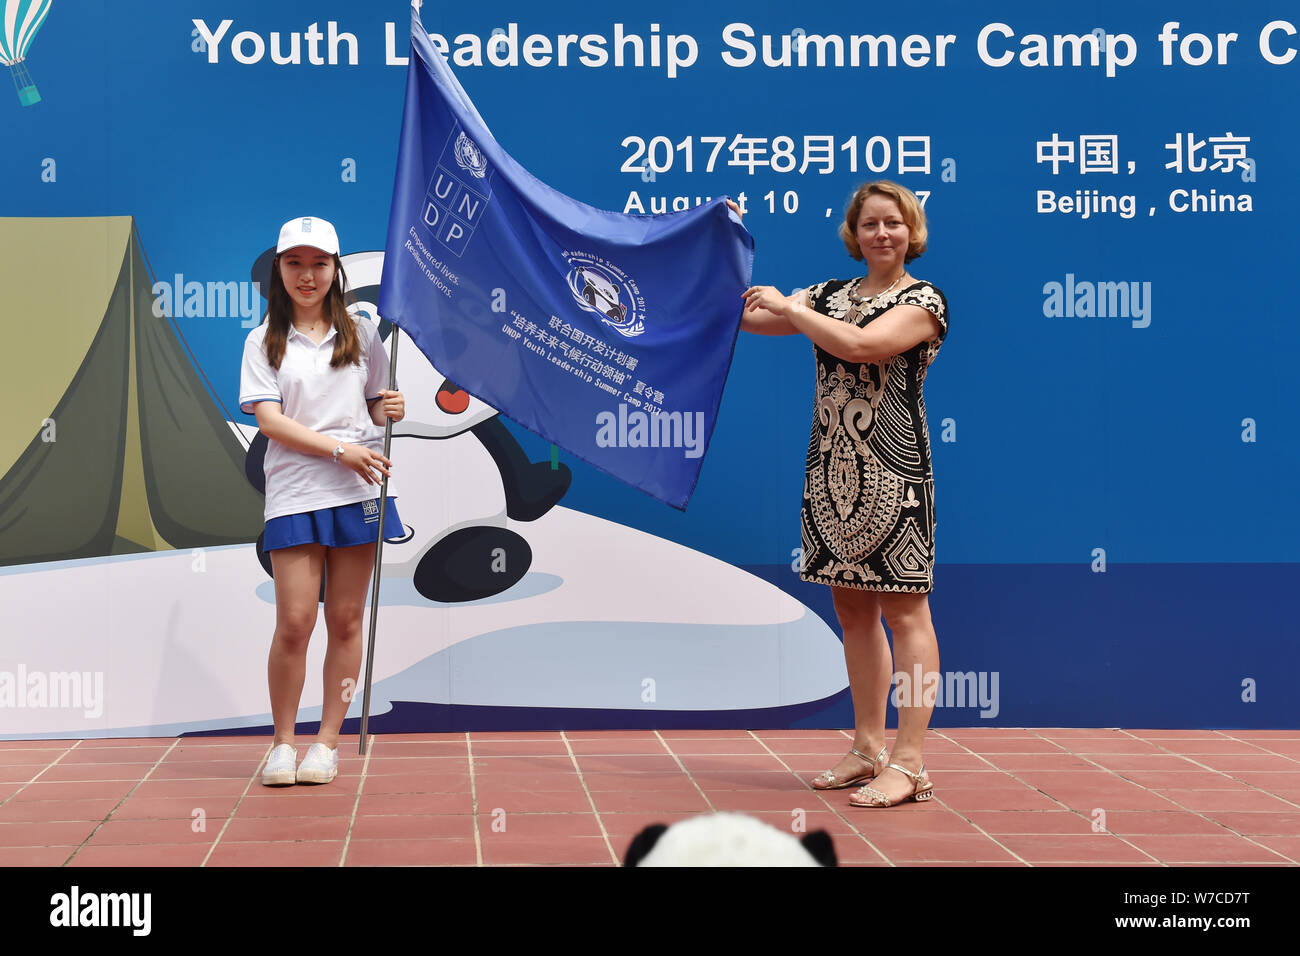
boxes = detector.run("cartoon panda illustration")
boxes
[244,247,571,603]
[578,266,626,323]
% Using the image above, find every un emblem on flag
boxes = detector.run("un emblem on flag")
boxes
[566,255,645,338]
[453,133,489,179]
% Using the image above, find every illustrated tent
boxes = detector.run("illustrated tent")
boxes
[0,216,263,567]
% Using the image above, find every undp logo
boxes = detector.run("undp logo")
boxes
[453,132,488,180]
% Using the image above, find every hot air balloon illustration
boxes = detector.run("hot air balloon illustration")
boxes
[1,0,51,107]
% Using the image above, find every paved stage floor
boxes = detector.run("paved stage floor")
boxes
[1,728,1297,866]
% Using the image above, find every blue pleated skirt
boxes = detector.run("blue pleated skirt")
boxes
[263,497,403,551]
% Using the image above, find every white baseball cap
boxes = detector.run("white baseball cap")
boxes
[276,216,340,256]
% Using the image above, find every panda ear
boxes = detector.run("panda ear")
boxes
[800,829,838,867]
[251,246,277,299]
[622,823,669,867]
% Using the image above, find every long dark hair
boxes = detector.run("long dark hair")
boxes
[262,253,361,370]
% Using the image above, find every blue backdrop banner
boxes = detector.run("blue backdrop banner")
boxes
[379,6,755,509]
[4,0,1296,734]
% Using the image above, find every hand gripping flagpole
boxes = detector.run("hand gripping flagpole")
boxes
[359,327,399,755]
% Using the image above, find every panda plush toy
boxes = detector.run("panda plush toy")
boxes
[624,812,838,867]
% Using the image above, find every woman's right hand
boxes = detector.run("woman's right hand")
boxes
[742,285,797,318]
[739,285,804,337]
[337,443,392,484]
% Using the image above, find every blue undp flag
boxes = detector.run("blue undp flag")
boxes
[378,6,753,510]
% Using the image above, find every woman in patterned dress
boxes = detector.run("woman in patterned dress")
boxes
[738,181,948,807]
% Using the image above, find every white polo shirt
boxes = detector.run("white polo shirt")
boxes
[239,316,399,521]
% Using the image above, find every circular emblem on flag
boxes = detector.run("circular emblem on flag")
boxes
[564,253,645,338]
[454,132,488,179]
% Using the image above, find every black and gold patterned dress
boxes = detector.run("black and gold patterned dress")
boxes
[799,279,949,592]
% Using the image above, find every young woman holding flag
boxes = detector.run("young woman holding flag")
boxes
[239,216,406,786]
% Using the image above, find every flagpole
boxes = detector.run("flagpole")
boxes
[358,327,399,756]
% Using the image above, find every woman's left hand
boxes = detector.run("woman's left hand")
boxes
[377,389,405,423]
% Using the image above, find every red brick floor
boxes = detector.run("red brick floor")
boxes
[0,728,1296,867]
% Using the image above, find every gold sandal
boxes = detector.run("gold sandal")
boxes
[810,746,888,791]
[848,762,933,807]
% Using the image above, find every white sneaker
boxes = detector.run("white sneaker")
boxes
[296,743,338,784]
[262,743,298,786]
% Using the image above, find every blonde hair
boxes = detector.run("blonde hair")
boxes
[838,180,928,263]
